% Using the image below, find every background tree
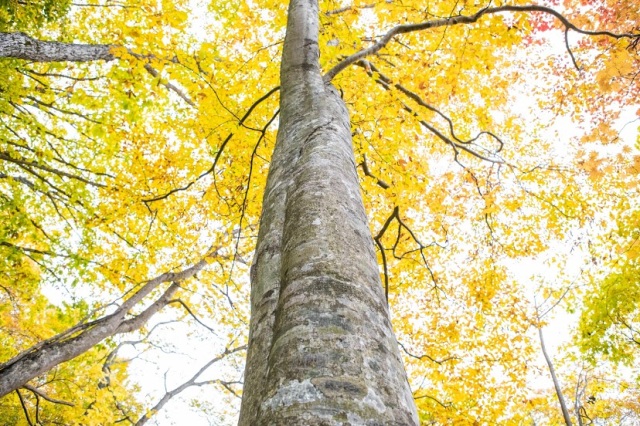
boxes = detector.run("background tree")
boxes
[0,0,639,424]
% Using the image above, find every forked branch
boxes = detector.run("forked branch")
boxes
[0,249,219,398]
[143,86,280,203]
[358,60,505,163]
[22,384,75,407]
[375,206,446,300]
[135,344,247,426]
[359,154,390,189]
[324,4,640,81]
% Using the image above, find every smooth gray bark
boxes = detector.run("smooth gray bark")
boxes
[238,0,418,424]
[0,32,114,62]
[538,327,573,426]
[0,257,210,398]
[0,32,195,105]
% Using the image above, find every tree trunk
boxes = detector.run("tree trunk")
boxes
[238,1,418,424]
[538,327,573,426]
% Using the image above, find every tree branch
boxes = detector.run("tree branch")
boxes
[115,283,181,334]
[0,32,114,62]
[538,326,573,426]
[413,393,452,408]
[359,154,390,189]
[22,384,75,407]
[324,4,640,81]
[357,60,505,163]
[0,32,195,107]
[142,86,280,203]
[325,3,375,16]
[0,250,218,398]
[374,204,445,298]
[135,345,247,426]
[16,389,34,426]
[167,298,218,334]
[398,340,458,364]
[0,150,106,187]
[143,63,195,107]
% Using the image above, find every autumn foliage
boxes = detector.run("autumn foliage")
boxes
[0,0,639,424]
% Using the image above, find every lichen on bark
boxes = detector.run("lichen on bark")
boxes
[238,0,418,424]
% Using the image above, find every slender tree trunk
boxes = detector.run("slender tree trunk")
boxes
[538,327,573,426]
[0,257,210,397]
[238,1,418,424]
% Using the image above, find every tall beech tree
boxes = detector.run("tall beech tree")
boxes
[0,0,639,424]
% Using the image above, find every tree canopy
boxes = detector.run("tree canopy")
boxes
[0,0,639,424]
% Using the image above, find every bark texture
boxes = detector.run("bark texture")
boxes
[238,1,418,424]
[0,32,114,62]
[0,257,211,398]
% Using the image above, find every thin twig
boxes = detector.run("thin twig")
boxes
[22,384,75,407]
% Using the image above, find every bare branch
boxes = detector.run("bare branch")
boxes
[398,340,458,364]
[25,95,102,124]
[374,204,445,298]
[413,393,452,408]
[374,206,399,301]
[22,384,75,407]
[135,345,247,426]
[564,28,580,70]
[228,109,280,282]
[115,283,180,334]
[325,3,375,15]
[167,298,218,334]
[0,150,106,187]
[538,327,573,425]
[70,2,137,8]
[22,67,104,81]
